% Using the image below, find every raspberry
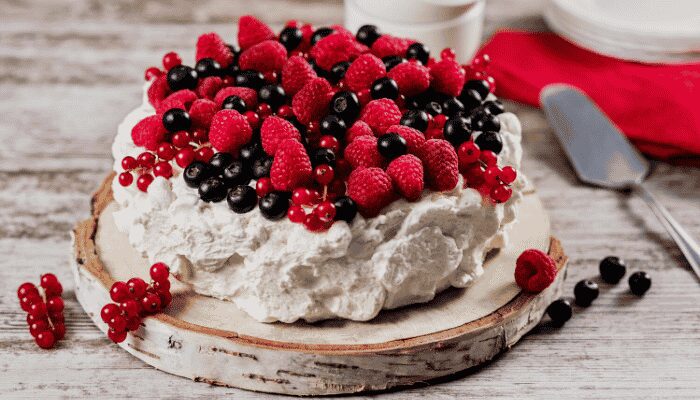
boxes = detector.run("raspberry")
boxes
[385,125,425,155]
[344,135,385,169]
[387,61,431,97]
[387,154,424,201]
[147,75,171,107]
[281,56,317,96]
[359,99,402,135]
[310,32,368,71]
[420,139,459,191]
[131,115,167,151]
[214,86,257,109]
[196,76,224,100]
[238,15,276,50]
[430,58,465,97]
[345,120,373,143]
[196,32,234,68]
[270,139,313,191]
[238,40,287,72]
[370,35,414,59]
[347,167,395,217]
[344,53,386,92]
[189,99,218,130]
[261,116,302,155]
[292,77,333,124]
[514,249,557,293]
[155,89,198,114]
[208,110,253,154]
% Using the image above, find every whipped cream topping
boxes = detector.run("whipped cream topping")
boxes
[110,84,525,323]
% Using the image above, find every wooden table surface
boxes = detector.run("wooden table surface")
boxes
[1,1,699,398]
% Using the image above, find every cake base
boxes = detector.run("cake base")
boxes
[71,174,568,396]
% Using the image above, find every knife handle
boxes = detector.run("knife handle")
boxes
[636,184,700,281]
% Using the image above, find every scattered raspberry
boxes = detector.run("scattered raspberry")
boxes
[370,35,414,59]
[514,249,557,293]
[196,32,234,68]
[347,167,395,217]
[214,86,257,109]
[385,125,426,155]
[344,53,386,92]
[430,58,465,97]
[131,115,167,151]
[359,99,402,135]
[147,75,171,107]
[387,61,431,97]
[345,120,374,143]
[292,77,333,124]
[387,154,424,201]
[196,76,224,100]
[344,135,385,169]
[281,56,317,96]
[261,116,302,155]
[420,139,459,191]
[156,89,198,114]
[270,139,313,191]
[238,15,276,50]
[310,32,368,71]
[238,40,287,72]
[189,99,218,130]
[208,110,253,154]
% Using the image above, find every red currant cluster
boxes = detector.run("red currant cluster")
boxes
[464,53,495,92]
[100,262,172,343]
[17,274,65,349]
[119,151,175,192]
[457,141,517,203]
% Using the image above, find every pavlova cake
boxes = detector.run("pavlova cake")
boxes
[110,16,524,323]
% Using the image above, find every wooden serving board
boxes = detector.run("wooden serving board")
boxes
[71,174,568,396]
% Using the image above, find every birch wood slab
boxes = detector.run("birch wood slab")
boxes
[71,174,568,396]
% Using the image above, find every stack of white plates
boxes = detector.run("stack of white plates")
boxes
[544,0,700,63]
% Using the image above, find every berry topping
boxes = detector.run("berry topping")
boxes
[333,196,357,223]
[261,116,301,156]
[196,32,234,68]
[370,77,399,100]
[162,108,191,132]
[406,42,430,65]
[162,52,182,70]
[227,185,258,214]
[474,130,503,154]
[195,58,222,78]
[387,154,424,201]
[387,61,431,98]
[270,139,313,191]
[330,91,361,123]
[279,26,303,51]
[281,56,317,96]
[239,40,287,72]
[347,167,394,218]
[443,116,472,146]
[310,32,368,71]
[356,24,381,46]
[464,79,491,99]
[259,192,290,220]
[420,139,459,191]
[546,298,573,327]
[359,98,402,135]
[131,115,167,151]
[345,135,385,169]
[514,249,558,293]
[370,35,414,59]
[344,53,386,92]
[599,256,627,284]
[574,280,599,307]
[430,58,465,97]
[377,133,408,160]
[292,77,333,124]
[238,15,276,50]
[629,271,651,296]
[167,65,198,92]
[198,176,228,202]
[252,155,273,179]
[208,110,253,154]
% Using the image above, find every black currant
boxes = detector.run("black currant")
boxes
[252,156,273,178]
[279,26,303,51]
[628,271,651,296]
[235,70,265,90]
[222,95,247,114]
[474,131,503,154]
[320,115,347,138]
[208,152,234,172]
[308,59,327,78]
[311,27,334,45]
[167,65,198,91]
[328,61,350,83]
[334,196,357,223]
[546,298,573,327]
[195,58,221,78]
[424,100,443,116]
[483,100,505,115]
[371,77,399,100]
[198,176,228,203]
[458,88,483,112]
[330,91,361,123]
[222,160,251,187]
[258,85,286,109]
[183,161,211,188]
[259,192,290,220]
[574,280,599,307]
[382,55,406,71]
[356,25,380,46]
[442,97,465,118]
[400,109,429,132]
[471,111,501,133]
[443,116,472,146]
[406,42,430,65]
[162,108,191,132]
[377,133,408,160]
[227,185,257,213]
[464,79,490,99]
[599,256,627,284]
[312,148,336,167]
[239,142,262,167]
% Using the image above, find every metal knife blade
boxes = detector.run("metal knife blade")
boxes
[540,84,649,189]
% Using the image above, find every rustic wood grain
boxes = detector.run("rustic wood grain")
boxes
[1,0,699,398]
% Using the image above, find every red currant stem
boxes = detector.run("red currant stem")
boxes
[322,185,328,202]
[36,285,56,330]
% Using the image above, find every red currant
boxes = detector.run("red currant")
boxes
[136,173,154,192]
[318,135,340,153]
[108,328,127,343]
[472,53,491,69]
[40,273,62,297]
[28,301,48,318]
[255,177,273,197]
[52,323,66,340]
[29,319,49,337]
[195,146,214,162]
[440,48,456,60]
[121,156,138,170]
[19,294,40,312]
[137,152,156,168]
[463,163,485,187]
[256,103,272,118]
[46,296,64,313]
[141,293,162,314]
[479,150,498,167]
[159,291,173,308]
[292,188,313,205]
[171,131,192,148]
[153,161,173,178]
[458,141,481,168]
[109,281,130,303]
[314,201,336,222]
[432,114,447,128]
[17,282,38,299]
[277,105,293,118]
[119,172,133,187]
[304,213,330,232]
[244,111,260,129]
[156,143,176,160]
[335,158,351,178]
[35,330,56,349]
[108,314,127,333]
[101,303,120,323]
[263,71,278,84]
[499,166,517,184]
[192,129,208,143]
[490,184,512,203]
[153,279,171,293]
[119,299,141,319]
[126,278,148,300]
[162,51,182,70]
[288,205,306,223]
[175,148,196,168]
[313,164,335,186]
[126,317,142,332]
[49,312,65,324]
[357,89,371,106]
[149,263,170,282]
[483,166,501,186]
[144,67,162,81]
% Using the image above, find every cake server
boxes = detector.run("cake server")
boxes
[540,84,700,281]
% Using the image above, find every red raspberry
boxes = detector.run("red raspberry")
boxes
[131,115,167,151]
[155,89,198,114]
[430,58,465,97]
[270,139,313,191]
[514,249,557,293]
[189,99,218,130]
[208,110,253,154]
[387,154,424,201]
[261,116,302,155]
[196,32,234,68]
[347,167,395,218]
[420,139,459,191]
[238,40,287,73]
[344,135,385,169]
[310,32,368,71]
[237,15,276,50]
[214,86,257,109]
[385,125,426,155]
[281,56,317,96]
[292,77,333,124]
[387,61,431,97]
[345,120,374,143]
[344,53,386,92]
[370,35,414,59]
[359,99,402,135]
[196,76,224,100]
[147,75,171,108]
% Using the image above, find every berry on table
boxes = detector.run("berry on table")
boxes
[126,278,148,300]
[628,271,651,296]
[546,298,573,327]
[141,293,162,314]
[514,249,557,293]
[108,328,128,344]
[110,281,130,303]
[599,256,627,284]
[574,280,599,307]
[35,330,56,349]
[17,282,38,299]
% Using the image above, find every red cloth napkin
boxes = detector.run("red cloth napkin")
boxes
[476,31,700,163]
